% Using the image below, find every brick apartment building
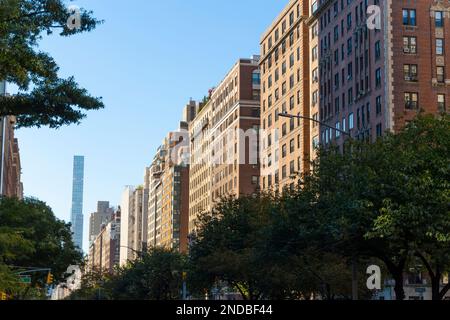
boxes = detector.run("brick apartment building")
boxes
[189,57,261,234]
[311,0,449,148]
[259,0,311,191]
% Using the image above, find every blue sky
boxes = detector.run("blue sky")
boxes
[14,0,287,253]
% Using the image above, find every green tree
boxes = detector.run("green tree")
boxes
[0,0,104,128]
[365,115,450,300]
[188,194,278,300]
[0,197,83,298]
[311,115,450,300]
[107,248,187,300]
[66,267,111,300]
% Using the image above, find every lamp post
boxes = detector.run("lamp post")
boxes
[277,112,351,138]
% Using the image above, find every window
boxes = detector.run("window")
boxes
[435,11,444,28]
[437,94,446,112]
[290,160,295,175]
[312,90,318,105]
[349,113,354,130]
[375,41,381,60]
[290,96,295,110]
[375,68,382,87]
[282,144,287,158]
[252,71,260,85]
[436,39,444,55]
[290,139,295,153]
[290,53,295,68]
[403,9,416,26]
[282,165,287,179]
[312,23,318,39]
[251,176,259,185]
[282,123,287,136]
[437,67,445,83]
[312,46,318,61]
[403,36,417,54]
[347,13,352,30]
[404,64,418,81]
[376,96,382,115]
[312,68,318,83]
[376,123,382,137]
[312,1,318,14]
[404,92,418,110]
[335,121,341,138]
[312,135,319,149]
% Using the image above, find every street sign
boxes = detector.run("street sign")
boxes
[20,275,31,284]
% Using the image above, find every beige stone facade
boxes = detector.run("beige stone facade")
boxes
[260,0,310,191]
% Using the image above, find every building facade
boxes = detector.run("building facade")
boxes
[147,146,165,249]
[189,57,262,233]
[119,186,134,265]
[88,210,120,273]
[189,100,213,233]
[70,155,85,250]
[88,201,114,244]
[260,0,311,192]
[210,57,261,205]
[311,0,449,148]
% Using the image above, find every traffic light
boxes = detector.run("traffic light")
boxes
[0,292,7,300]
[46,272,54,285]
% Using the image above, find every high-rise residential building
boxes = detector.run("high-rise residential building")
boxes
[70,155,84,250]
[88,201,114,244]
[160,122,190,252]
[119,186,133,265]
[209,57,261,203]
[0,81,23,199]
[147,115,193,253]
[88,209,121,273]
[311,0,449,148]
[147,146,165,249]
[142,167,151,251]
[182,99,199,123]
[128,186,144,259]
[189,99,213,233]
[260,1,311,191]
[189,57,262,234]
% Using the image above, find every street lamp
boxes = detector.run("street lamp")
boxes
[277,112,352,138]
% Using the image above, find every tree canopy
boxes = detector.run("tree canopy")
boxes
[0,197,83,298]
[0,0,104,128]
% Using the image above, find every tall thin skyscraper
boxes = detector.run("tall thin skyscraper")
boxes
[70,155,85,250]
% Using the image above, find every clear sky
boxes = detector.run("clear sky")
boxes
[13,0,288,253]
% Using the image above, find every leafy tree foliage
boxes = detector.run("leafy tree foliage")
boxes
[0,0,104,128]
[0,196,83,298]
[70,248,187,300]
[310,114,450,300]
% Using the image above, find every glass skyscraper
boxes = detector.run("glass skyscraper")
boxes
[70,155,85,251]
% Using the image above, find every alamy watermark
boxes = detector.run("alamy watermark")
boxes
[366,265,382,290]
[67,5,81,31]
[367,5,382,30]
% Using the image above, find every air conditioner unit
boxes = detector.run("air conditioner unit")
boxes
[405,76,411,81]
[404,47,410,53]
[313,76,318,82]
[347,75,352,80]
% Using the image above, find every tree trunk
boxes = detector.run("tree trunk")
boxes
[392,272,405,301]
